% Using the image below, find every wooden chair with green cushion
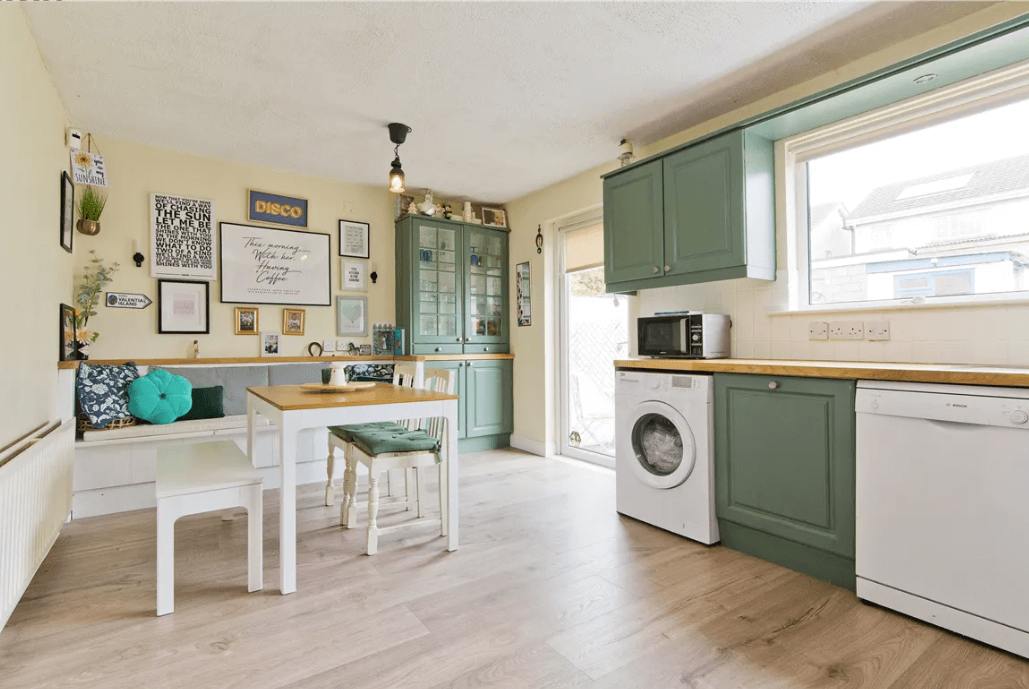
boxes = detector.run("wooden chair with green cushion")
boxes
[324,363,418,506]
[338,367,456,555]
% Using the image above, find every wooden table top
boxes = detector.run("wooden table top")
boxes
[247,383,459,411]
[614,358,1029,387]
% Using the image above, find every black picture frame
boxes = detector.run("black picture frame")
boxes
[338,219,370,258]
[157,279,211,334]
[219,222,332,306]
[59,303,77,361]
[60,172,74,254]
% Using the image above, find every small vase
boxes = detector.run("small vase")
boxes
[77,219,100,235]
[75,343,90,361]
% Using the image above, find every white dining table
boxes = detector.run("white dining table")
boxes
[246,383,460,594]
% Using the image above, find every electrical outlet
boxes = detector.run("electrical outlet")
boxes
[829,321,864,340]
[808,322,828,340]
[866,321,890,341]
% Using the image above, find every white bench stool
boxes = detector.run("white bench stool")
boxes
[156,441,263,616]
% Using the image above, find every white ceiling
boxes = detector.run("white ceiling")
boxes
[23,2,989,203]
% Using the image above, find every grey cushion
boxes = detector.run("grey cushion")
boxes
[156,366,269,416]
[268,363,330,386]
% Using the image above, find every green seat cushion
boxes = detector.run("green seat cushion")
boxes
[127,370,192,425]
[328,421,405,443]
[348,427,441,457]
[177,386,225,422]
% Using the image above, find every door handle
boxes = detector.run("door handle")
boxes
[664,265,671,272]
[435,347,441,352]
[768,381,779,390]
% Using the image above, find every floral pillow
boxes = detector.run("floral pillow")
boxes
[77,362,140,428]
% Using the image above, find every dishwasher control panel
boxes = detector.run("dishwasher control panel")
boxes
[857,383,1029,429]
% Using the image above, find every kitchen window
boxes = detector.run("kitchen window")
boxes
[782,60,1029,310]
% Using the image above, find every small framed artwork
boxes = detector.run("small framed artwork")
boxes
[60,172,74,253]
[341,258,367,292]
[157,280,210,334]
[336,295,368,337]
[59,303,77,361]
[481,207,507,228]
[358,344,372,356]
[516,261,532,327]
[283,308,305,336]
[338,219,370,258]
[261,331,281,356]
[234,306,259,335]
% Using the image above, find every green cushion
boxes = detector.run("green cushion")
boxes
[328,421,405,443]
[127,370,192,425]
[348,427,441,457]
[177,386,225,422]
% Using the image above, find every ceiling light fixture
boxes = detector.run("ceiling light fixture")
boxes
[387,122,412,194]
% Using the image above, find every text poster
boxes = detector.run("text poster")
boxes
[151,194,217,280]
[220,222,331,305]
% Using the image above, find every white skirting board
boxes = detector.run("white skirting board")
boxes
[857,577,1029,659]
[510,435,554,457]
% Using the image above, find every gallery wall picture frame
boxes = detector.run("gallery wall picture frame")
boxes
[59,303,77,361]
[282,308,306,336]
[338,219,370,259]
[516,261,532,327]
[336,295,368,337]
[481,207,507,228]
[341,258,367,292]
[151,193,217,281]
[260,331,282,356]
[157,279,210,334]
[220,222,331,305]
[248,190,309,228]
[60,172,74,254]
[234,306,259,335]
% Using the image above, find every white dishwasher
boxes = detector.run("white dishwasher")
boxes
[856,380,1029,657]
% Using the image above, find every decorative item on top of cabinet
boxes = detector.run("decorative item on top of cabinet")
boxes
[418,191,438,216]
[463,202,473,222]
[481,207,507,228]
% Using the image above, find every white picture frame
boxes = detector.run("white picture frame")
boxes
[341,258,367,292]
[336,296,368,337]
[151,194,217,281]
[219,222,331,305]
[260,331,281,356]
[338,219,370,259]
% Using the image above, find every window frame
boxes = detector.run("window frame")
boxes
[779,58,1029,312]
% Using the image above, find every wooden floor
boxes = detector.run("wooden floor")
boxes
[3,449,1029,688]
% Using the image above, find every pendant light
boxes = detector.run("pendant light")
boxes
[388,123,412,194]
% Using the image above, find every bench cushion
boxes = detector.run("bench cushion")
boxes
[178,386,225,422]
[349,427,440,457]
[128,370,193,424]
[156,366,269,416]
[80,414,270,443]
[328,422,405,443]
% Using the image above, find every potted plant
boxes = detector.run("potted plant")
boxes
[76,185,107,235]
[74,250,120,359]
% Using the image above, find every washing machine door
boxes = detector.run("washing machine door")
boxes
[627,400,697,489]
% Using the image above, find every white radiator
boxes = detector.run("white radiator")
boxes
[0,419,75,635]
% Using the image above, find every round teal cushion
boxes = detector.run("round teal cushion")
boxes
[128,370,193,424]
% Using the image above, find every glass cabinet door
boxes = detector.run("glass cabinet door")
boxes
[465,227,508,344]
[413,220,462,344]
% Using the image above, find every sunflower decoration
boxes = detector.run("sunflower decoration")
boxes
[74,152,92,167]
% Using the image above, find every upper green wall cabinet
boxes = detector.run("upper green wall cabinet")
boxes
[604,129,775,292]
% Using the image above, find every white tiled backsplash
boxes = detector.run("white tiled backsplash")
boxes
[636,270,1029,365]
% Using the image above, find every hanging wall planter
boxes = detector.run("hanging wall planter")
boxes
[75,184,107,235]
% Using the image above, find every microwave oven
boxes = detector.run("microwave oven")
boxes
[637,313,730,359]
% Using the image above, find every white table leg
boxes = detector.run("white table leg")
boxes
[279,415,299,594]
[444,399,459,551]
[156,499,175,616]
[247,396,258,465]
[247,483,263,593]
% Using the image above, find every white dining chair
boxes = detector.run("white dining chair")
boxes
[325,363,419,506]
[338,367,455,555]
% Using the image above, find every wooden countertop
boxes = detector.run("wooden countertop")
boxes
[247,383,458,411]
[614,358,1029,388]
[57,353,514,369]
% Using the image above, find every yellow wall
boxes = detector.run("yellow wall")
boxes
[505,3,1029,449]
[1,6,73,447]
[78,137,394,359]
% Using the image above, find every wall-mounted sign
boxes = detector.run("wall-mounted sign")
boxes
[220,222,331,305]
[70,150,107,187]
[151,193,217,281]
[248,190,308,228]
[105,293,152,309]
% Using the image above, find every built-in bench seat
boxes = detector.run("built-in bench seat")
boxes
[80,415,273,444]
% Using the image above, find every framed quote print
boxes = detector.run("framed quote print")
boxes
[341,258,367,292]
[151,194,217,280]
[220,223,331,305]
[338,220,370,259]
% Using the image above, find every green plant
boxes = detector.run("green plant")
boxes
[76,185,108,222]
[75,250,119,344]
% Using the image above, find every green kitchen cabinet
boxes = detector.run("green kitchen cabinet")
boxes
[396,215,509,355]
[465,359,513,438]
[603,159,664,286]
[714,373,856,589]
[426,360,467,440]
[603,129,775,292]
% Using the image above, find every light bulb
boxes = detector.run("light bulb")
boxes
[389,158,406,194]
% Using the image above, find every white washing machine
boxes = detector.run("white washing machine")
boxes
[615,369,718,544]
